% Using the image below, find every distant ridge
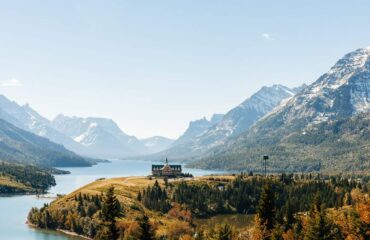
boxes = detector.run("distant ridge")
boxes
[0,118,92,167]
[140,136,174,154]
[150,84,300,161]
[52,115,148,158]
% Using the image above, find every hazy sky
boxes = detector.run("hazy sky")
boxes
[0,1,370,139]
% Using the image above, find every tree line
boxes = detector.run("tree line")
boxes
[28,174,369,239]
[0,161,56,193]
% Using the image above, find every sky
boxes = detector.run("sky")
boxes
[0,1,370,139]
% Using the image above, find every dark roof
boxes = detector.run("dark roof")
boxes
[152,165,164,168]
[152,164,182,168]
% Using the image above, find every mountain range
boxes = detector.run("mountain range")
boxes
[171,114,224,147]
[0,96,85,154]
[153,84,301,161]
[51,115,148,158]
[140,136,174,154]
[190,46,370,173]
[0,96,173,159]
[0,46,368,173]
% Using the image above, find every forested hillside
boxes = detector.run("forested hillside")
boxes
[28,174,369,239]
[0,161,59,194]
[192,113,370,173]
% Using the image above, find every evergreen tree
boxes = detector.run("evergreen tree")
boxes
[164,176,169,188]
[257,184,276,231]
[284,199,295,229]
[304,195,343,240]
[271,224,283,240]
[100,186,122,240]
[137,215,155,240]
[292,220,304,240]
[216,223,233,240]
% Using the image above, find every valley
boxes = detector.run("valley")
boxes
[1,2,370,239]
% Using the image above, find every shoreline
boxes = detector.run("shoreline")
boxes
[27,221,91,240]
[57,229,92,240]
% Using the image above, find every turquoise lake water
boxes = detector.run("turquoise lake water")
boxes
[0,160,223,240]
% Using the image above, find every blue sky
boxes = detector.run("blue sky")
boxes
[0,1,370,139]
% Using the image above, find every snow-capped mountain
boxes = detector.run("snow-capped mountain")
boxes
[52,115,148,158]
[172,114,224,147]
[198,84,297,145]
[0,95,150,158]
[263,47,370,127]
[194,46,370,172]
[0,95,85,154]
[140,136,174,154]
[156,85,298,160]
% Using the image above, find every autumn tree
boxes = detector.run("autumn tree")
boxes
[215,223,234,240]
[304,195,343,240]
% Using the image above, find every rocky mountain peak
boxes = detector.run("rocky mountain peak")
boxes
[280,46,370,126]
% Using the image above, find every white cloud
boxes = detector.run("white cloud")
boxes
[0,79,22,87]
[261,33,274,41]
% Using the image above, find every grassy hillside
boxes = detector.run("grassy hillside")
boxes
[28,174,369,239]
[29,177,193,238]
[0,161,57,194]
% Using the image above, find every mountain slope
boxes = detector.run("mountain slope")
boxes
[198,85,297,144]
[0,96,86,154]
[140,136,174,153]
[52,115,148,158]
[193,46,370,172]
[160,85,297,160]
[172,114,224,147]
[0,118,92,167]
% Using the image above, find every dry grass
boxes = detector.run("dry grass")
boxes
[50,176,187,235]
[49,175,236,237]
[0,175,33,191]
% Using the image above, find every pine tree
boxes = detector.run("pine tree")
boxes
[100,186,122,240]
[138,215,155,240]
[216,223,233,240]
[164,176,169,188]
[257,184,276,231]
[292,220,304,240]
[304,195,343,240]
[43,209,54,229]
[271,224,284,240]
[284,199,295,229]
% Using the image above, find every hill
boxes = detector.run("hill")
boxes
[0,161,61,194]
[27,174,369,239]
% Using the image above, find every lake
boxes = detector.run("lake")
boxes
[0,160,224,240]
